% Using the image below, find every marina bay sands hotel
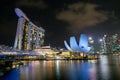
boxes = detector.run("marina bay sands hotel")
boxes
[14,8,45,51]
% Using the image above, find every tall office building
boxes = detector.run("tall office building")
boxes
[105,34,120,54]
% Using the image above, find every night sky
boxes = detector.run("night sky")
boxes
[0,0,120,47]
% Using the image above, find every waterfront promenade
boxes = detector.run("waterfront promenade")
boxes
[0,51,98,61]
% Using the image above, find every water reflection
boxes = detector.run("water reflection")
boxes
[56,60,60,80]
[96,56,110,80]
[1,55,120,80]
[67,61,88,80]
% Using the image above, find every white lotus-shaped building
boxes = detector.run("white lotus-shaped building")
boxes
[64,34,91,53]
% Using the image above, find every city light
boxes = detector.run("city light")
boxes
[99,39,103,42]
[88,37,94,44]
[88,37,92,40]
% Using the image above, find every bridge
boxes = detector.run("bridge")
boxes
[13,8,45,51]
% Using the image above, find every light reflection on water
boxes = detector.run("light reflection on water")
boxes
[97,56,110,80]
[1,55,120,80]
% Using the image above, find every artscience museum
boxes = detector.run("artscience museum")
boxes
[64,34,91,53]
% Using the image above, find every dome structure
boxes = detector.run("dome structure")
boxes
[64,34,91,53]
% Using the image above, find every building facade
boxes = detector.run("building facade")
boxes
[14,8,45,51]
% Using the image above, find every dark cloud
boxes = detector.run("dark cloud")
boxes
[56,2,109,34]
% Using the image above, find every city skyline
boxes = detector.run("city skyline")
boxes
[0,0,120,47]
